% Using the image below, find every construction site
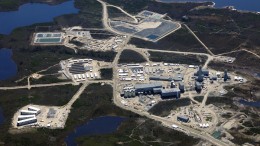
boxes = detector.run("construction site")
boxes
[59,58,101,82]
[31,26,128,52]
[12,104,69,129]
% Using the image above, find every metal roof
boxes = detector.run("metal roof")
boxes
[135,82,162,89]
[161,88,180,93]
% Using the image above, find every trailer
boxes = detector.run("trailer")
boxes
[20,110,38,115]
[28,106,40,111]
[94,73,98,78]
[28,106,41,114]
[79,74,82,79]
[18,115,36,121]
[17,117,37,126]
[82,74,86,79]
[74,75,78,80]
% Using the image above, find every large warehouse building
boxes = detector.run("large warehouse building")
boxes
[161,88,180,99]
[135,83,163,94]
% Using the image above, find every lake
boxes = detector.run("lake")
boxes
[0,48,17,81]
[0,0,79,35]
[239,99,260,108]
[159,0,260,12]
[65,116,126,146]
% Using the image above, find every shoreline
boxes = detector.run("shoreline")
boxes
[0,0,71,12]
[155,0,260,15]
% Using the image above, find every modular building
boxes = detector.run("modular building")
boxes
[135,83,162,94]
[149,76,172,81]
[177,115,189,123]
[28,106,41,114]
[18,115,36,121]
[20,110,38,115]
[161,88,180,99]
[17,117,37,126]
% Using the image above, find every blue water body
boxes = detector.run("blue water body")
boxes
[0,0,78,34]
[65,116,126,146]
[239,99,260,108]
[0,107,5,125]
[0,48,17,80]
[159,0,260,12]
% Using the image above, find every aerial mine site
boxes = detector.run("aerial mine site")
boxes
[0,0,259,145]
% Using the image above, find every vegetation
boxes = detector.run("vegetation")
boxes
[69,40,85,47]
[0,85,79,145]
[103,0,211,17]
[148,98,191,117]
[76,119,200,146]
[100,68,113,80]
[119,49,147,64]
[186,8,260,55]
[30,74,68,84]
[149,51,208,65]
[208,51,260,73]
[0,84,133,145]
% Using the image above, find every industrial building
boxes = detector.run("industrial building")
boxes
[195,81,202,91]
[149,76,172,81]
[161,88,180,99]
[223,69,230,81]
[177,115,189,123]
[149,74,183,82]
[17,117,37,126]
[194,66,209,82]
[194,66,209,76]
[179,82,185,93]
[135,83,163,94]
[60,58,100,82]
[123,89,136,98]
[69,63,88,74]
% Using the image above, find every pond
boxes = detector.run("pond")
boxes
[159,0,260,12]
[0,48,17,81]
[0,0,79,34]
[65,116,126,146]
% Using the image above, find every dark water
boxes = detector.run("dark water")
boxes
[239,99,260,108]
[159,0,260,12]
[0,48,17,80]
[65,116,126,146]
[0,107,4,125]
[0,0,78,35]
